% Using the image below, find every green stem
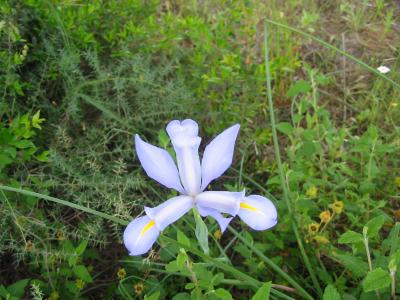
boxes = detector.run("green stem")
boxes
[0,184,129,226]
[264,22,321,297]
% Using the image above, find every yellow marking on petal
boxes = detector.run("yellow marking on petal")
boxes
[240,202,258,212]
[140,220,155,237]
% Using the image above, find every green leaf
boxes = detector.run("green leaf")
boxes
[323,284,341,300]
[176,251,188,269]
[7,279,30,298]
[286,80,311,97]
[0,153,13,167]
[298,141,316,156]
[365,216,385,238]
[145,291,160,300]
[194,209,209,255]
[73,265,93,283]
[362,268,391,292]
[35,150,49,162]
[276,122,294,136]
[32,111,45,129]
[177,230,191,247]
[76,240,88,256]
[338,231,364,244]
[11,140,34,149]
[251,282,272,300]
[335,254,368,278]
[215,288,233,300]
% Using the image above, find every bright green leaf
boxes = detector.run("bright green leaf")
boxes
[177,230,191,247]
[323,284,341,300]
[215,288,233,300]
[194,209,209,254]
[362,268,391,292]
[338,231,364,244]
[365,216,386,238]
[73,265,93,283]
[251,282,272,300]
[7,279,30,298]
[276,122,294,136]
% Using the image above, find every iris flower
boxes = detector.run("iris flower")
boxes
[124,119,277,255]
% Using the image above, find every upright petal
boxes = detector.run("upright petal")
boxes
[166,120,201,196]
[200,124,240,191]
[238,195,277,230]
[197,205,233,233]
[145,195,193,231]
[135,135,184,193]
[195,191,243,216]
[123,215,160,256]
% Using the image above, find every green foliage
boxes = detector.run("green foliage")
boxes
[2,0,400,299]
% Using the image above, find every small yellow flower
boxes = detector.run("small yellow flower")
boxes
[213,229,222,240]
[56,230,65,241]
[75,279,85,290]
[313,235,330,244]
[319,210,332,223]
[395,177,400,187]
[49,291,59,300]
[134,282,144,295]
[306,186,318,198]
[117,267,126,280]
[331,200,344,214]
[308,223,320,234]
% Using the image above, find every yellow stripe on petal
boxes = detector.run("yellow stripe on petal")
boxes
[140,219,155,237]
[240,202,258,212]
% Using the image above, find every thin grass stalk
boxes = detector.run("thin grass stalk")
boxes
[264,22,322,297]
[264,18,400,90]
[0,185,129,226]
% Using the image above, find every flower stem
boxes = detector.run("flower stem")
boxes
[264,21,322,297]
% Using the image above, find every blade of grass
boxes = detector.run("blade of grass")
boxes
[0,184,129,226]
[264,22,322,297]
[264,18,400,89]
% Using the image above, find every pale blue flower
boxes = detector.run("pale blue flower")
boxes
[124,119,277,256]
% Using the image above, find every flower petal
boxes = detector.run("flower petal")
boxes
[123,215,160,256]
[166,119,201,196]
[201,124,240,191]
[135,134,184,193]
[197,204,233,233]
[195,191,243,216]
[145,195,193,231]
[238,195,277,230]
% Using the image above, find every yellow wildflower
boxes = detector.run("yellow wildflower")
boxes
[117,267,126,280]
[395,177,400,187]
[308,223,320,234]
[319,210,332,223]
[56,230,65,241]
[134,282,144,295]
[306,186,318,198]
[75,279,85,290]
[213,229,222,240]
[331,200,344,214]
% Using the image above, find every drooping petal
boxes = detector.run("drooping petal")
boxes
[238,195,277,230]
[197,204,233,233]
[135,135,184,193]
[166,120,201,196]
[195,191,243,216]
[123,215,160,256]
[145,195,193,231]
[200,124,240,191]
